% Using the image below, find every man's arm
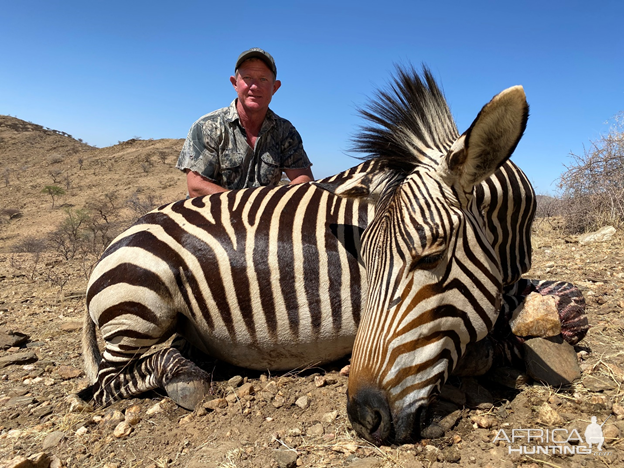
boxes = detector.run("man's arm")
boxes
[186,170,228,197]
[284,167,314,185]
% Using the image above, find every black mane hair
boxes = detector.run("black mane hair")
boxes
[352,65,460,174]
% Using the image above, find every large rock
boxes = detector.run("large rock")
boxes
[0,350,37,369]
[510,292,561,338]
[523,336,581,386]
[0,331,29,349]
[578,226,616,244]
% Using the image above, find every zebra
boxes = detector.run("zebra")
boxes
[80,67,534,445]
[345,67,531,444]
[81,159,391,409]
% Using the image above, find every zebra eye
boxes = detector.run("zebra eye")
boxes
[409,252,444,272]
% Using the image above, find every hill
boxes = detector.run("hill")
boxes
[0,115,187,252]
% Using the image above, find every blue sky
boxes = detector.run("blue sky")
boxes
[1,1,622,195]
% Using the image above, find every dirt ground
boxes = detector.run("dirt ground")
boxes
[1,217,623,468]
[1,116,624,467]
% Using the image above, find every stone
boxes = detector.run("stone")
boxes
[48,456,63,468]
[237,382,254,397]
[340,365,350,376]
[321,410,338,423]
[578,226,616,244]
[613,402,624,416]
[603,424,620,444]
[146,402,163,416]
[273,449,298,468]
[4,456,34,468]
[56,365,82,379]
[113,420,133,438]
[5,395,36,408]
[263,381,278,394]
[67,394,93,413]
[307,423,324,436]
[295,396,310,409]
[103,409,125,426]
[203,398,228,410]
[314,375,327,387]
[510,292,561,338]
[42,431,65,450]
[227,375,243,387]
[179,414,194,425]
[537,403,564,426]
[60,320,82,332]
[471,414,497,429]
[523,336,581,386]
[28,453,51,468]
[0,351,38,369]
[272,395,286,408]
[124,405,142,425]
[424,445,440,462]
[583,375,616,392]
[75,426,88,436]
[0,331,29,349]
[441,446,461,463]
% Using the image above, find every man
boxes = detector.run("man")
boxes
[177,48,314,197]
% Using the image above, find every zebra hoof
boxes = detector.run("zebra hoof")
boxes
[164,377,210,410]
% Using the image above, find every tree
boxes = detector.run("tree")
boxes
[41,185,66,208]
[559,112,624,233]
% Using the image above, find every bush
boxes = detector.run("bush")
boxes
[41,185,65,208]
[558,112,624,233]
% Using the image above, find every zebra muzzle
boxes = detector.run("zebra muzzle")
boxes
[346,386,393,445]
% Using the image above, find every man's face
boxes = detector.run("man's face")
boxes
[230,59,281,114]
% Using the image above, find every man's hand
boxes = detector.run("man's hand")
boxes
[285,167,314,185]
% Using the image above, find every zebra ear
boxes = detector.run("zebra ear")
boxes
[442,85,529,190]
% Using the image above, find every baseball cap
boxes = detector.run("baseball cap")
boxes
[235,48,277,77]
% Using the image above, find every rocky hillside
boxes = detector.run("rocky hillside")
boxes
[0,115,187,253]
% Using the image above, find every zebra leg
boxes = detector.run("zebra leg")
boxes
[90,347,210,410]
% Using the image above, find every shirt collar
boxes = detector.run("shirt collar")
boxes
[227,99,276,130]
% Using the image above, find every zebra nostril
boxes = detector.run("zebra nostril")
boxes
[347,387,393,445]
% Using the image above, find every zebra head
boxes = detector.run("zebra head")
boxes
[346,67,529,444]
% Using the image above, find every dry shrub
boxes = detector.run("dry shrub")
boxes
[558,112,624,234]
[127,192,161,217]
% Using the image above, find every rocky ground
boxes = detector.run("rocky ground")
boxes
[1,218,624,468]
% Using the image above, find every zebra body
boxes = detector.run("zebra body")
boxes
[82,67,534,445]
[85,164,379,376]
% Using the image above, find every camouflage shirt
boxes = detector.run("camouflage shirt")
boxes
[176,100,311,191]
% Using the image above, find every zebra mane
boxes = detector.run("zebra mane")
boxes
[352,65,460,174]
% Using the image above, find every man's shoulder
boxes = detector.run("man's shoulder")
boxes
[191,101,238,128]
[266,108,297,131]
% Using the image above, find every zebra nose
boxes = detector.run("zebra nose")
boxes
[347,386,393,445]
